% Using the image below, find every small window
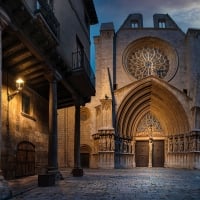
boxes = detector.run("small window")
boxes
[36,0,54,10]
[47,0,54,10]
[76,37,84,67]
[36,0,40,10]
[131,20,139,28]
[22,93,30,115]
[158,20,166,28]
[183,89,187,95]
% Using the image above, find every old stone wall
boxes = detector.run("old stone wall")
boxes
[1,76,49,179]
[58,106,94,168]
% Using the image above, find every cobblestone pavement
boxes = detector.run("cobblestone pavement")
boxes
[7,168,200,200]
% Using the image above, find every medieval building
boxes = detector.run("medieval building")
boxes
[58,13,200,170]
[0,0,97,199]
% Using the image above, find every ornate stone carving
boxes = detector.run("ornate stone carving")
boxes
[114,137,133,154]
[93,129,115,152]
[168,132,200,153]
[127,47,169,79]
[123,37,178,81]
[136,112,163,137]
[95,98,113,130]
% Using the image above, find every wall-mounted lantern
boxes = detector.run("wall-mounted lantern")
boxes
[8,78,24,101]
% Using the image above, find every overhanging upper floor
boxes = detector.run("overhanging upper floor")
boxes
[1,0,96,108]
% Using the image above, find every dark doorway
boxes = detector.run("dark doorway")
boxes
[135,141,149,167]
[16,141,35,178]
[80,144,91,168]
[80,153,90,168]
[152,140,164,167]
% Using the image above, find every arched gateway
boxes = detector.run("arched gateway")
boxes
[116,77,190,168]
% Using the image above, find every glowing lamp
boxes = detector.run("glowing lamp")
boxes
[16,78,24,91]
[8,78,25,101]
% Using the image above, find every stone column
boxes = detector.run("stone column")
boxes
[48,77,58,173]
[38,74,59,187]
[72,103,83,176]
[148,138,153,167]
[132,140,136,167]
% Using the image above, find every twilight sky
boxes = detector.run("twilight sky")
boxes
[90,0,200,69]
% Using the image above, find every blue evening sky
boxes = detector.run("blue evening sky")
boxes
[90,0,200,70]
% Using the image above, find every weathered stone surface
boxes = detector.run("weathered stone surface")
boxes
[0,176,12,200]
[7,168,200,200]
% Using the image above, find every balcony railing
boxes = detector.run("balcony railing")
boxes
[35,0,60,39]
[72,51,95,87]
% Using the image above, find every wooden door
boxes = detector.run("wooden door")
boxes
[152,140,164,167]
[16,142,35,178]
[135,141,149,167]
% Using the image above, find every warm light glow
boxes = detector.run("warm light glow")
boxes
[16,78,24,91]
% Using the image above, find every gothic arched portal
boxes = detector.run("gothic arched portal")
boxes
[116,77,190,138]
[116,77,190,167]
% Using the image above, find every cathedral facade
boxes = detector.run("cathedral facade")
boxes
[58,14,200,169]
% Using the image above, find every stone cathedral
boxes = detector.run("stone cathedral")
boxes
[58,13,200,169]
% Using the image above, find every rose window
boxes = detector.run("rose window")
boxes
[126,47,169,80]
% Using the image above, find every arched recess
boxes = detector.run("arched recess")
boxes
[116,77,190,138]
[16,141,35,178]
[80,144,91,168]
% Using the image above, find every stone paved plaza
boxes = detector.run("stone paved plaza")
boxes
[8,168,200,200]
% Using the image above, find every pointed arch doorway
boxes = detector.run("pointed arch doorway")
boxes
[116,77,190,168]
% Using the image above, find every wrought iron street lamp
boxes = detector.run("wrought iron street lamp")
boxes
[8,78,24,101]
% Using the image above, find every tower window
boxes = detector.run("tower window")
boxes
[36,0,54,10]
[158,20,166,28]
[183,89,187,95]
[131,20,139,28]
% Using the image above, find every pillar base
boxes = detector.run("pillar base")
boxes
[38,174,56,187]
[38,168,64,187]
[0,175,12,200]
[72,168,83,177]
[48,166,64,179]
